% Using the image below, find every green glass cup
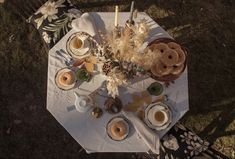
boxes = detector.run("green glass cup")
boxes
[147,82,164,96]
[76,68,91,82]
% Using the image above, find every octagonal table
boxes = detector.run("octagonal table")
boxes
[47,12,189,153]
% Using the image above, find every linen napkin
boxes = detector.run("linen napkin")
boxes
[122,110,160,154]
[71,13,98,37]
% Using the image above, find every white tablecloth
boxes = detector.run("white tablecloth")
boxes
[47,12,189,153]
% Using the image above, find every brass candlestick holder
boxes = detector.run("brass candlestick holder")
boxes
[113,26,121,39]
[124,20,135,37]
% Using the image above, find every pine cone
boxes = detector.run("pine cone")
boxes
[102,61,119,75]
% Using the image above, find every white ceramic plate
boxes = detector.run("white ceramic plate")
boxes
[144,103,172,131]
[55,68,77,90]
[66,32,91,59]
[106,117,130,141]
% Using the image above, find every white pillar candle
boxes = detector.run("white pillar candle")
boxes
[129,1,134,22]
[115,6,119,27]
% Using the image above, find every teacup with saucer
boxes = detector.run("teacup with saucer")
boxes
[66,32,91,59]
[144,102,172,131]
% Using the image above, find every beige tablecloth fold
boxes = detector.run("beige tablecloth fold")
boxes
[122,111,160,154]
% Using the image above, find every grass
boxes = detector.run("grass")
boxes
[0,0,235,158]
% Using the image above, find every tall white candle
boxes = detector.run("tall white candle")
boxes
[115,6,119,27]
[129,1,134,22]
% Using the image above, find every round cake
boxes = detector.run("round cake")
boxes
[55,68,76,90]
[107,117,129,141]
[151,61,172,77]
[175,48,186,66]
[160,49,179,66]
[167,42,181,50]
[148,38,187,82]
[171,64,184,75]
[149,43,169,54]
[59,71,75,86]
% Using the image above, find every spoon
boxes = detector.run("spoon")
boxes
[55,50,70,66]
[60,49,75,65]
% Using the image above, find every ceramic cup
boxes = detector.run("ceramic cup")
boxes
[69,35,90,56]
[70,36,84,50]
[147,106,169,127]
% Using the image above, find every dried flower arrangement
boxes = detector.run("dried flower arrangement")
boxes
[99,19,162,97]
[106,68,127,97]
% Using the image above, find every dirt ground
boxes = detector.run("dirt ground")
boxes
[0,0,235,158]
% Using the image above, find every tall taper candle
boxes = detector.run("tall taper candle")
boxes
[129,1,134,23]
[114,6,119,27]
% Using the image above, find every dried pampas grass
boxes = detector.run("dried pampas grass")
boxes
[105,18,161,70]
[131,49,161,70]
[106,68,127,98]
[133,18,150,48]
[106,19,151,62]
[103,19,162,96]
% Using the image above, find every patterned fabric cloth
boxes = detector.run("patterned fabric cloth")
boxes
[160,123,210,159]
[27,0,81,49]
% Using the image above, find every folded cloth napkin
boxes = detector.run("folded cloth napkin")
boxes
[122,111,160,154]
[71,13,98,37]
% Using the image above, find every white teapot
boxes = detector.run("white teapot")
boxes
[74,92,93,113]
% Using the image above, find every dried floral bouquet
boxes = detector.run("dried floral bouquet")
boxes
[98,19,162,97]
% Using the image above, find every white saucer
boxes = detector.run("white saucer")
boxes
[55,68,77,90]
[144,103,172,131]
[66,32,91,59]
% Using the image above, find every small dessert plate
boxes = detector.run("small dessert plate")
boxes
[106,117,130,141]
[55,68,77,90]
